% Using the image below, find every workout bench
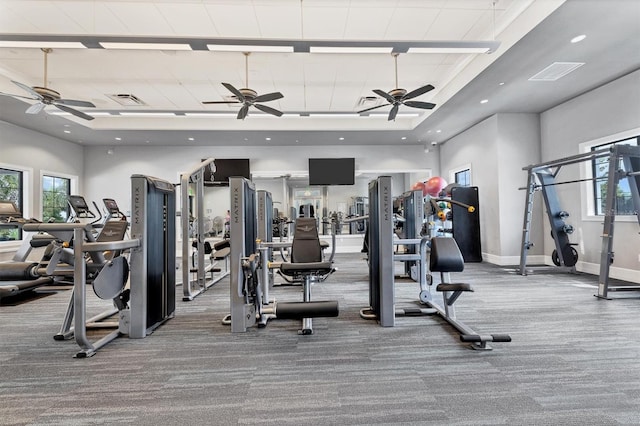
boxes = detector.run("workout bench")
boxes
[427,237,511,350]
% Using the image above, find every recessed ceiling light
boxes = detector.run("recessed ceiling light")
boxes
[115,137,121,141]
[480,99,489,104]
[265,137,271,141]
[63,130,71,134]
[499,82,505,86]
[571,34,587,44]
[64,124,70,127]
[145,140,150,144]
[339,137,345,140]
[436,130,442,133]
[188,137,194,141]
[401,136,407,140]
[244,138,248,141]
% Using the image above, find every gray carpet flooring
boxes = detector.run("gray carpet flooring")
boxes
[1,253,640,425]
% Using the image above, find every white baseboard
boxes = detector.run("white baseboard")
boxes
[482,253,640,284]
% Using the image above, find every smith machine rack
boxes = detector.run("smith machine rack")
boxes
[519,144,640,299]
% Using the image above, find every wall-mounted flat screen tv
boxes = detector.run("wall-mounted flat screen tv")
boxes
[308,158,355,186]
[203,159,251,186]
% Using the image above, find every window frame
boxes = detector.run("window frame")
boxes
[0,162,32,248]
[449,163,472,187]
[40,170,79,223]
[579,127,640,222]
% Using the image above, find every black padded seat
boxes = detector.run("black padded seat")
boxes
[436,283,473,292]
[279,218,334,277]
[280,261,333,276]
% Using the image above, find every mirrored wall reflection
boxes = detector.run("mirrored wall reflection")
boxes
[252,171,431,235]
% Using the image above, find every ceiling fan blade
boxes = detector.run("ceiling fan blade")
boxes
[12,80,44,100]
[222,82,246,103]
[357,104,388,114]
[54,104,95,121]
[372,89,395,104]
[403,100,436,110]
[402,84,435,101]
[254,103,283,117]
[25,102,46,114]
[253,92,284,103]
[0,91,39,101]
[388,104,399,121]
[56,98,96,108]
[237,104,249,120]
[202,100,240,104]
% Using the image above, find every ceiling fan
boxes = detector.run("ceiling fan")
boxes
[358,53,436,121]
[0,48,96,121]
[202,52,284,120]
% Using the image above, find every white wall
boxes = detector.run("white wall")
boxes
[83,144,437,219]
[540,69,640,280]
[0,121,84,220]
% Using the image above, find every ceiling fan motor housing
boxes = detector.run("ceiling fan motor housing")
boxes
[32,86,61,101]
[388,88,407,99]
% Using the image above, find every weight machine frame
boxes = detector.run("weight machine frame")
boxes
[519,144,640,298]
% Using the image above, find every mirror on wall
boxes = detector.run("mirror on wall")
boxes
[252,171,431,235]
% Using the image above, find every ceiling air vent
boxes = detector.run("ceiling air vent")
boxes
[107,93,147,106]
[356,96,383,109]
[528,62,585,81]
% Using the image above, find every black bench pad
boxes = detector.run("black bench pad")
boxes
[436,283,474,292]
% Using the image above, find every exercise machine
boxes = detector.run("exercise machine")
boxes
[22,175,176,357]
[180,158,230,301]
[363,176,510,350]
[519,144,640,298]
[228,177,338,334]
[0,200,56,299]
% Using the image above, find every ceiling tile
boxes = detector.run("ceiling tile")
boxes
[0,2,39,33]
[343,6,396,39]
[155,3,219,37]
[254,4,302,38]
[384,7,440,40]
[302,6,349,39]
[103,2,175,35]
[424,8,485,40]
[204,3,261,38]
[6,0,86,34]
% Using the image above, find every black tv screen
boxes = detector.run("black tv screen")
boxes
[203,159,251,186]
[308,158,355,186]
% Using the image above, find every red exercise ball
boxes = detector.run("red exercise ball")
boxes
[411,181,426,195]
[424,176,448,197]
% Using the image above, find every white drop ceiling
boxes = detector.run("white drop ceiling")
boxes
[0,0,638,147]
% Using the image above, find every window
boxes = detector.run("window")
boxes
[454,169,471,187]
[591,136,638,216]
[450,164,472,187]
[42,175,71,222]
[0,167,24,241]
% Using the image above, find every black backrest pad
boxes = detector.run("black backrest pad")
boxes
[429,237,465,272]
[291,218,322,263]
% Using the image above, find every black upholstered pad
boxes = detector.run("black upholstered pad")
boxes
[436,283,474,292]
[280,261,333,276]
[429,237,465,272]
